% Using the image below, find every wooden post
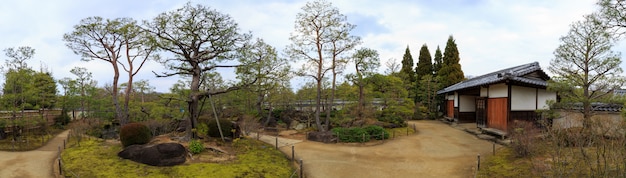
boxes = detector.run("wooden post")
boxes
[63,139,66,149]
[477,154,481,171]
[58,145,62,175]
[362,133,365,143]
[291,145,295,162]
[275,136,278,149]
[406,127,409,136]
[492,143,495,156]
[299,159,303,178]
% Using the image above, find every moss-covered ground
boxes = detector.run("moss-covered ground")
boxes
[61,138,294,177]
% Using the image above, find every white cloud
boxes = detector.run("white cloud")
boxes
[0,0,616,93]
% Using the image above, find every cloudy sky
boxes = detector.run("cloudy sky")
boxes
[0,0,620,93]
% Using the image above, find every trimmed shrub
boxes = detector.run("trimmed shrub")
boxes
[120,123,152,147]
[188,139,204,154]
[207,119,234,138]
[332,127,370,142]
[363,125,390,140]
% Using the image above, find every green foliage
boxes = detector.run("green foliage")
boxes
[62,139,292,177]
[377,102,412,127]
[54,110,71,126]
[433,46,443,76]
[195,123,209,137]
[119,123,152,147]
[399,46,415,84]
[207,119,234,138]
[362,125,389,140]
[332,127,370,142]
[438,35,465,87]
[332,125,390,142]
[188,139,204,154]
[415,44,433,81]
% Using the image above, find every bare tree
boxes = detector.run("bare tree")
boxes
[286,0,360,131]
[385,58,401,75]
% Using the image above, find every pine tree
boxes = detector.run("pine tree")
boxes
[438,35,465,87]
[415,44,433,81]
[433,46,443,76]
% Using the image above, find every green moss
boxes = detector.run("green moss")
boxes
[476,148,532,178]
[61,138,293,177]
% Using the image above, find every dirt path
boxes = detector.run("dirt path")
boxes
[268,120,501,178]
[0,130,70,178]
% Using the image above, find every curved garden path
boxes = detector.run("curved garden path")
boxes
[264,120,501,178]
[0,130,69,178]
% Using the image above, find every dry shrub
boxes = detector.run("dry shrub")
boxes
[237,115,260,136]
[509,120,541,158]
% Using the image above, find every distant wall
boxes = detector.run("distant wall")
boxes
[0,109,62,127]
[553,110,624,137]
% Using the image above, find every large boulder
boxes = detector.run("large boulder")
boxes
[307,131,336,143]
[118,143,187,166]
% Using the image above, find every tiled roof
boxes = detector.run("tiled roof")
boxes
[437,62,548,94]
[554,103,623,112]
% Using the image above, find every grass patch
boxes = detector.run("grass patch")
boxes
[61,138,293,177]
[0,128,64,151]
[476,147,533,178]
[385,127,416,137]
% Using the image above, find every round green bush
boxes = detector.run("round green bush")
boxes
[188,139,204,154]
[207,119,234,138]
[120,123,152,147]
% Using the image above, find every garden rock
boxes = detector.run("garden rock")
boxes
[307,131,336,143]
[118,143,186,166]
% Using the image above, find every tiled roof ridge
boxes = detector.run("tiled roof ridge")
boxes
[437,61,545,94]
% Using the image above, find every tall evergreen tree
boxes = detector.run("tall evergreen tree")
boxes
[433,46,443,76]
[438,35,465,87]
[415,44,433,80]
[400,46,416,102]
[400,46,415,84]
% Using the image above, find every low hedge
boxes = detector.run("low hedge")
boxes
[332,125,389,143]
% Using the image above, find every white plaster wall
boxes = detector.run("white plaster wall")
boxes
[480,87,488,97]
[537,89,556,109]
[488,83,508,98]
[511,86,537,111]
[459,95,476,112]
[454,92,459,107]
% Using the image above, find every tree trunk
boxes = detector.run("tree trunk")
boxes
[326,71,337,131]
[188,65,202,139]
[123,63,134,124]
[111,60,125,125]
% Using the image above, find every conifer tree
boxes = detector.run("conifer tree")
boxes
[415,44,433,80]
[438,35,464,87]
[399,46,415,84]
[433,46,443,76]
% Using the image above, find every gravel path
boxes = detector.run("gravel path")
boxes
[260,120,501,178]
[0,130,70,178]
